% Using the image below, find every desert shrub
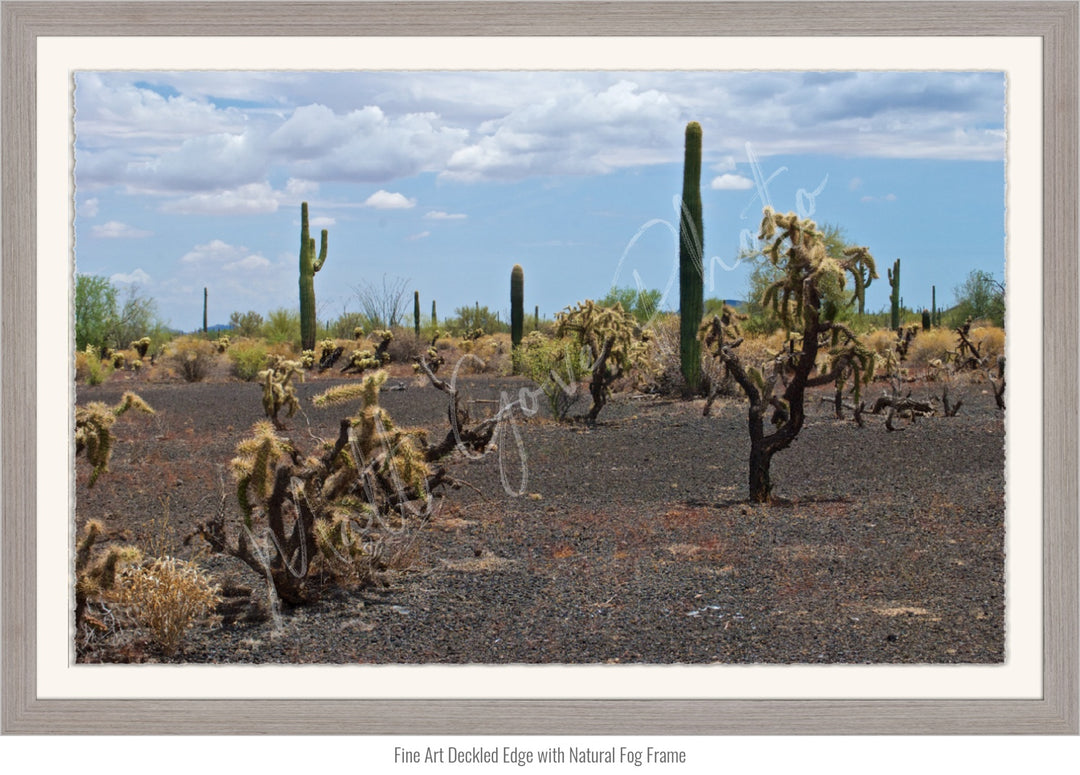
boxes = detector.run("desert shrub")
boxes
[228,339,271,381]
[971,326,1005,362]
[76,344,115,385]
[114,556,220,657]
[512,331,590,420]
[165,336,217,382]
[861,328,899,356]
[229,310,264,338]
[455,333,512,375]
[904,328,957,370]
[386,331,425,365]
[263,307,301,345]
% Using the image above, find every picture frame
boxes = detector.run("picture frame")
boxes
[2,0,1076,735]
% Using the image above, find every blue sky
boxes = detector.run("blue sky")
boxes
[73,71,1006,330]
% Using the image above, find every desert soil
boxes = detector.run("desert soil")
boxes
[75,367,1005,664]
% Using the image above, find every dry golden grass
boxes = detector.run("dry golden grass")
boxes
[114,556,220,656]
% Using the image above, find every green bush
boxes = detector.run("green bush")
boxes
[512,331,589,420]
[228,339,271,381]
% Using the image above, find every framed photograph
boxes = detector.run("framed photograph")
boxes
[2,1,1076,735]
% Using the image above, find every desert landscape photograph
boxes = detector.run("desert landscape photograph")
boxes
[70,69,1007,665]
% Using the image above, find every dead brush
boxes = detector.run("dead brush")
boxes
[113,556,221,657]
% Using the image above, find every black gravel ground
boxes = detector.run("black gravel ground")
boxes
[75,370,1005,664]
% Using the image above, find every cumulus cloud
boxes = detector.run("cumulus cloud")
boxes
[710,174,754,190]
[110,268,151,285]
[442,79,681,181]
[91,221,152,238]
[267,103,469,182]
[407,231,431,241]
[180,239,269,271]
[363,190,415,210]
[74,72,246,141]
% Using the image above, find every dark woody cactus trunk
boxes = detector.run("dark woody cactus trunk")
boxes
[510,264,524,350]
[298,202,329,352]
[679,122,705,395]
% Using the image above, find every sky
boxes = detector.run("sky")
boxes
[72,70,1006,331]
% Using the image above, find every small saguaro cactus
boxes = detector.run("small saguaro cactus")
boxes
[203,287,208,334]
[931,285,938,328]
[922,309,932,331]
[510,264,525,350]
[431,299,437,330]
[414,290,421,337]
[888,258,901,330]
[534,305,540,331]
[298,202,329,352]
[678,121,705,395]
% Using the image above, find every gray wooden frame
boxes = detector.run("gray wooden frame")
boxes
[2,1,1076,734]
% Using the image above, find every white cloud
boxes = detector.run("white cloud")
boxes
[310,216,336,227]
[849,177,863,191]
[407,231,431,241]
[74,72,246,141]
[860,193,898,203]
[267,103,469,182]
[91,221,152,238]
[78,198,100,218]
[711,156,737,173]
[180,239,268,271]
[224,254,272,271]
[424,211,467,220]
[442,79,681,181]
[161,182,281,215]
[363,190,415,210]
[710,174,754,191]
[110,268,151,285]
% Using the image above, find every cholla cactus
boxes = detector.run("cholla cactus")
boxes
[258,356,303,429]
[555,300,654,423]
[75,519,142,632]
[214,335,231,353]
[341,330,393,374]
[130,337,152,358]
[314,370,430,497]
[192,370,439,605]
[75,392,155,487]
[702,207,877,502]
[230,420,296,527]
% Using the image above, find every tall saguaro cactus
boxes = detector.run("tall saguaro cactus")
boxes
[678,121,705,394]
[510,264,525,349]
[298,202,329,351]
[414,290,421,337]
[203,287,208,334]
[888,258,901,331]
